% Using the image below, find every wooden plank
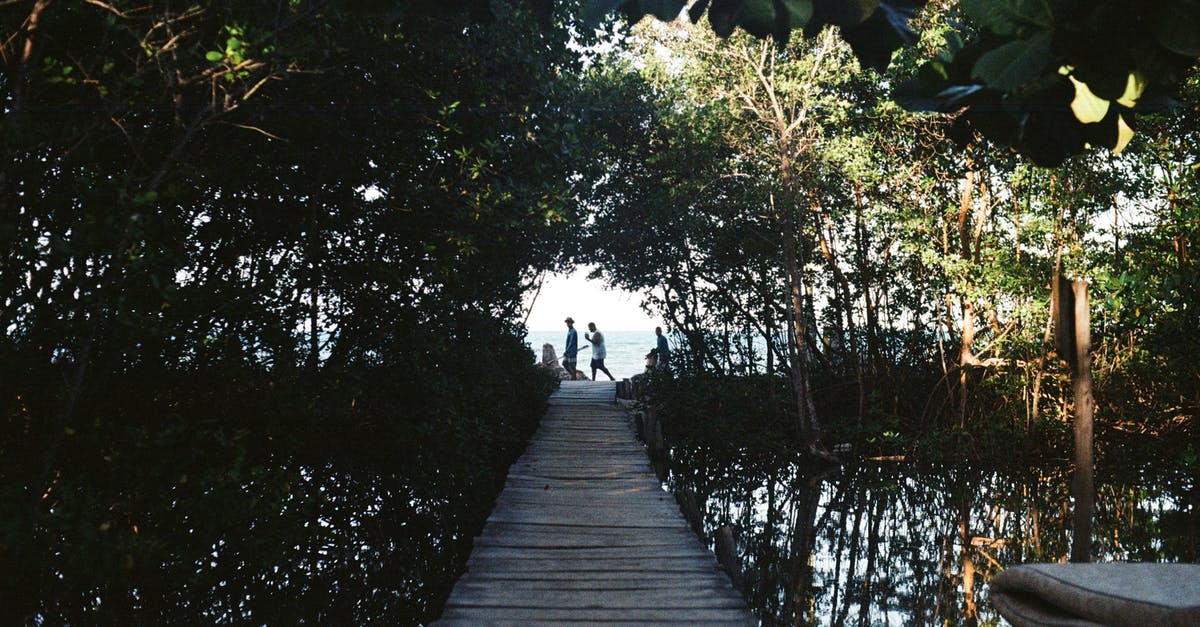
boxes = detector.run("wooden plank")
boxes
[462,555,724,573]
[469,546,714,560]
[439,607,755,624]
[473,532,696,549]
[445,588,746,608]
[469,550,715,563]
[434,381,753,625]
[448,574,735,589]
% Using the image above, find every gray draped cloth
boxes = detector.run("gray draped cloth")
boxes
[989,563,1200,626]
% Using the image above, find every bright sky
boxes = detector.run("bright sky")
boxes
[523,266,659,332]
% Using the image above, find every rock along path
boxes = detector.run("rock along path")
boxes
[436,380,755,625]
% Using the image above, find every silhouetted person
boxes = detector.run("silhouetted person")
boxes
[585,322,615,381]
[653,326,670,370]
[563,317,579,380]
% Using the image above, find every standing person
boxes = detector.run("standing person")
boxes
[563,317,579,380]
[585,322,616,381]
[654,326,670,370]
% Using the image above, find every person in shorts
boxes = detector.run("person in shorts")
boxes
[585,322,615,381]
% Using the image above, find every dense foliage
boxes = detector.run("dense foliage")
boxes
[900,0,1200,165]
[585,17,1198,455]
[4,0,1198,623]
[586,0,1200,164]
[2,1,577,623]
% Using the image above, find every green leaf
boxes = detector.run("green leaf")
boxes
[781,0,813,29]
[639,0,688,21]
[1154,0,1200,56]
[708,0,741,37]
[580,0,626,27]
[1069,75,1109,123]
[132,190,159,208]
[582,0,685,26]
[820,0,879,28]
[970,32,1051,91]
[205,50,224,62]
[737,0,778,37]
[960,0,1052,37]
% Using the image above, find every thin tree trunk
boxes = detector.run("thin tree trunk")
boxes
[1031,209,1065,425]
[955,168,976,427]
[782,195,826,456]
[307,208,321,370]
[1070,278,1095,562]
[818,212,865,421]
[789,473,824,627]
[958,485,980,626]
[853,185,881,374]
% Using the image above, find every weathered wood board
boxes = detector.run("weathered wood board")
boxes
[436,380,755,625]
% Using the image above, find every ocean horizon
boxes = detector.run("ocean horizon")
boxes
[525,329,659,380]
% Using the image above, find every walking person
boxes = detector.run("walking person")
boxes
[585,322,616,381]
[563,317,580,380]
[653,326,670,370]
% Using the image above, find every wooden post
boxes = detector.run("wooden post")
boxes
[675,489,704,536]
[651,411,664,458]
[616,379,631,399]
[1053,273,1075,366]
[1069,278,1095,563]
[715,526,745,594]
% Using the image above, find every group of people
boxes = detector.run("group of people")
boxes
[561,318,670,381]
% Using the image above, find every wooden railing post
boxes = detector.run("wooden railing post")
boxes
[715,526,745,594]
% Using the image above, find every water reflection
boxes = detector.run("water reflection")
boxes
[665,448,1199,625]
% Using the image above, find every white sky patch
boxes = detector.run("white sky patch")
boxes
[523,265,660,332]
[358,185,384,201]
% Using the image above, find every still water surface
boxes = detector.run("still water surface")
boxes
[662,447,1198,625]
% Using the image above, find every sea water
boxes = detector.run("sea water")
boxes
[525,330,659,380]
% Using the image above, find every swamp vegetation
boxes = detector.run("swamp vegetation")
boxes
[2,0,1199,624]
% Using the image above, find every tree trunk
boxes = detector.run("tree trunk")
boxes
[955,483,980,626]
[1069,278,1095,563]
[782,196,826,455]
[788,473,824,627]
[307,207,321,370]
[853,185,881,374]
[955,168,976,427]
[818,213,865,420]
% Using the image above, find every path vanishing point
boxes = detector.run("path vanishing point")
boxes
[437,379,755,625]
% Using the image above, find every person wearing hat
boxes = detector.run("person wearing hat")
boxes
[563,317,579,380]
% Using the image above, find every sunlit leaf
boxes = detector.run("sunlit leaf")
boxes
[1116,72,1146,107]
[1069,75,1109,123]
[1113,114,1134,153]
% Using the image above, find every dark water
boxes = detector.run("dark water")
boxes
[662,447,1199,625]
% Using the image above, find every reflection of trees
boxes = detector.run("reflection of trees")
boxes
[785,470,827,626]
[666,450,1199,625]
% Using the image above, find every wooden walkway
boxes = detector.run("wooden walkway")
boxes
[437,380,754,625]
